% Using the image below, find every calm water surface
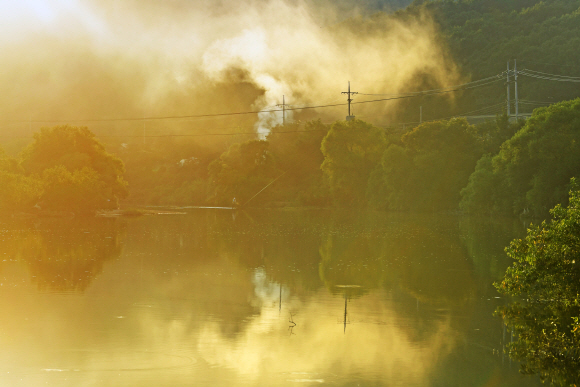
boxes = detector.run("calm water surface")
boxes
[0,210,542,386]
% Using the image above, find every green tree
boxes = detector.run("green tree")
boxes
[369,118,481,211]
[0,146,43,213]
[20,125,127,214]
[495,179,580,386]
[40,166,111,215]
[461,99,580,216]
[208,140,280,206]
[321,119,387,206]
[267,119,331,206]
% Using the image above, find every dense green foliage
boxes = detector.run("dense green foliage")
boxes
[496,181,580,386]
[461,99,580,216]
[368,118,481,211]
[0,126,127,215]
[321,119,386,206]
[208,140,280,206]
[391,0,580,120]
[268,120,330,206]
[0,147,43,213]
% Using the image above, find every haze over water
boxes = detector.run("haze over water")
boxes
[0,210,542,386]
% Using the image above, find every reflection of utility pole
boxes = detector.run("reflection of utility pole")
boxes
[279,285,282,313]
[143,108,146,145]
[342,81,358,121]
[344,294,348,333]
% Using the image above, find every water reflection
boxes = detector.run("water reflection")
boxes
[0,210,543,386]
[1,217,124,292]
[498,300,580,387]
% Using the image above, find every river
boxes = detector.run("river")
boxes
[0,209,542,386]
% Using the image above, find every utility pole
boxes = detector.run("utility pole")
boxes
[507,60,511,118]
[514,59,519,120]
[420,106,423,123]
[276,95,288,126]
[341,81,358,121]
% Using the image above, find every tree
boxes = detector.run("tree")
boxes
[0,146,43,213]
[369,118,481,211]
[208,140,280,206]
[461,99,580,216]
[20,125,127,214]
[321,119,387,206]
[267,120,331,205]
[495,179,580,386]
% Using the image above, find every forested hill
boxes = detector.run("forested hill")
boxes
[381,0,580,121]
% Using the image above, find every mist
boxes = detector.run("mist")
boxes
[0,0,457,142]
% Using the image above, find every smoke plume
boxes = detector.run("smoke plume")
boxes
[0,0,458,142]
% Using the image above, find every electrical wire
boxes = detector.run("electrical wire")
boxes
[358,73,505,97]
[1,73,507,125]
[519,71,580,83]
[521,68,580,80]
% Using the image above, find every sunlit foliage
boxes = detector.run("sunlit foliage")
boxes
[496,179,580,386]
[19,125,128,214]
[0,126,128,215]
[461,99,580,216]
[496,180,580,386]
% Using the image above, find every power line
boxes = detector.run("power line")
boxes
[522,69,580,80]
[358,73,505,97]
[519,70,580,83]
[0,128,330,139]
[1,73,508,125]
[2,65,576,127]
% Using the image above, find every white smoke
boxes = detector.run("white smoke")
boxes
[0,0,459,138]
[202,28,294,138]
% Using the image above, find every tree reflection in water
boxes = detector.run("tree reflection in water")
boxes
[496,184,580,387]
[4,217,124,292]
[497,301,579,386]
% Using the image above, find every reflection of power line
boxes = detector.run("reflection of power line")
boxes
[344,294,348,334]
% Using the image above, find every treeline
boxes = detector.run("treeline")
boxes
[3,99,579,217]
[112,97,578,217]
[360,0,580,122]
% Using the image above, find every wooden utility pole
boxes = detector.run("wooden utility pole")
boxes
[276,95,288,126]
[342,81,358,121]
